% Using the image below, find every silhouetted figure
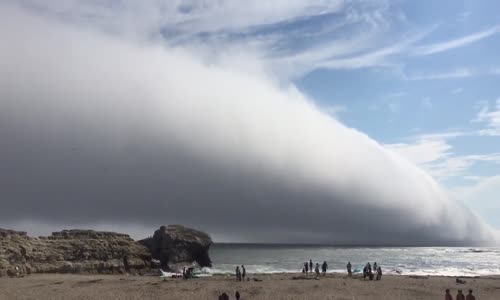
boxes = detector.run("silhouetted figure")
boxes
[445,289,453,300]
[376,267,382,280]
[302,267,305,273]
[347,261,352,276]
[309,260,313,273]
[241,265,246,281]
[321,261,328,275]
[236,266,241,281]
[367,262,372,273]
[235,291,241,300]
[304,262,309,275]
[456,289,465,300]
[373,262,377,272]
[219,292,229,300]
[465,289,475,300]
[363,266,367,279]
[315,263,320,278]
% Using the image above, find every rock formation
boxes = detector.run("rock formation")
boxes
[139,225,213,270]
[0,228,151,277]
[0,225,213,277]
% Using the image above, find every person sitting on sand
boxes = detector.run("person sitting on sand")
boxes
[456,290,465,300]
[236,266,241,281]
[304,262,309,275]
[445,289,453,300]
[309,259,313,273]
[315,263,320,278]
[241,265,246,281]
[321,261,328,275]
[376,267,382,280]
[465,289,475,300]
[347,261,352,276]
[235,291,241,300]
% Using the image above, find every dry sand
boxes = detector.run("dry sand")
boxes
[1,273,499,299]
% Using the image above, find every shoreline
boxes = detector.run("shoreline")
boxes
[1,272,499,299]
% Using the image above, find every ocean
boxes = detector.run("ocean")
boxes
[205,244,500,277]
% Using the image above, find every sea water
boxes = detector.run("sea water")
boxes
[204,244,500,277]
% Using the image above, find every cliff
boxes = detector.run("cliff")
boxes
[0,225,213,277]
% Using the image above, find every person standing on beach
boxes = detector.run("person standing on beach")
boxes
[315,263,320,278]
[347,261,352,276]
[456,290,465,300]
[445,289,453,300]
[241,265,246,281]
[465,290,475,300]
[373,262,377,272]
[235,266,241,281]
[376,267,382,280]
[321,261,328,275]
[304,262,309,275]
[309,259,313,273]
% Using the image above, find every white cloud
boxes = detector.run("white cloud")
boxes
[407,69,474,80]
[1,3,497,245]
[413,25,500,56]
[473,99,500,136]
[451,87,464,94]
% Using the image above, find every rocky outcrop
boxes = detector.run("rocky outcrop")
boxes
[0,225,213,276]
[0,229,151,277]
[139,225,212,271]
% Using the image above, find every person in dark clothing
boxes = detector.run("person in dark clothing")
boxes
[465,289,475,300]
[363,266,367,279]
[241,265,246,281]
[309,260,313,273]
[304,262,309,275]
[236,266,241,281]
[456,290,465,300]
[373,262,377,272]
[314,263,320,278]
[347,261,352,276]
[235,291,241,300]
[376,267,382,280]
[321,261,328,275]
[219,292,229,300]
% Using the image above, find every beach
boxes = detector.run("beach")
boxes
[1,273,499,300]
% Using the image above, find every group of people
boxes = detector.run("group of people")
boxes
[445,289,475,300]
[301,259,328,277]
[360,261,382,281]
[235,265,246,281]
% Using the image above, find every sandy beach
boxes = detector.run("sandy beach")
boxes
[1,273,499,300]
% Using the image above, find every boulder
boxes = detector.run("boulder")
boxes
[139,225,212,270]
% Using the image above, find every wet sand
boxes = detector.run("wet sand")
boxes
[1,273,499,299]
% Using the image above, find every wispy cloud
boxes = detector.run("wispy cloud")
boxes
[407,68,474,80]
[413,25,500,56]
[451,87,464,94]
[473,98,500,136]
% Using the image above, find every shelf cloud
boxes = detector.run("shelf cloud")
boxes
[0,4,498,245]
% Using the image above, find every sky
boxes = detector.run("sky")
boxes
[0,0,499,245]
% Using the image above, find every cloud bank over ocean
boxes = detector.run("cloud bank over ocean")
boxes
[0,3,498,245]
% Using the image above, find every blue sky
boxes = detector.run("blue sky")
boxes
[7,0,500,231]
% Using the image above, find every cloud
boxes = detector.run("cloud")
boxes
[451,88,464,94]
[386,131,500,181]
[453,176,500,228]
[406,68,474,80]
[473,99,500,136]
[0,3,498,246]
[413,25,500,56]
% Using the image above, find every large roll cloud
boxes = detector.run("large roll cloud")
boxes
[0,4,498,245]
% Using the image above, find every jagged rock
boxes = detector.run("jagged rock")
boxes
[0,228,151,277]
[139,225,212,271]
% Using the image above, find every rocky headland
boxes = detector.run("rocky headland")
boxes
[0,225,212,277]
